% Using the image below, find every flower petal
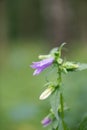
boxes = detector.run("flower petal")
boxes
[30,57,54,75]
[33,68,42,75]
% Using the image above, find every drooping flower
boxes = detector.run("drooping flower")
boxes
[41,116,52,127]
[30,57,54,75]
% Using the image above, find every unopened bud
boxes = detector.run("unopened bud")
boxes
[63,62,79,71]
[38,55,51,59]
[39,87,55,100]
[57,58,63,64]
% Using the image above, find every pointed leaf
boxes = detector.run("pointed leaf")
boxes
[50,88,60,120]
[51,119,59,129]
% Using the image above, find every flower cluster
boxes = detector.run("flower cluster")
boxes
[30,43,87,129]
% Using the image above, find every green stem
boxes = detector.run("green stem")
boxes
[60,93,64,118]
[57,66,62,86]
[57,65,66,130]
[60,93,66,130]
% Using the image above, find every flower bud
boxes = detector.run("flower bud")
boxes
[38,55,51,59]
[41,116,52,127]
[62,62,79,71]
[57,58,63,64]
[39,87,55,100]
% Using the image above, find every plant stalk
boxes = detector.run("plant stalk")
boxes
[57,65,66,130]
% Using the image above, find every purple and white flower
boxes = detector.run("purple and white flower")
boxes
[30,57,54,75]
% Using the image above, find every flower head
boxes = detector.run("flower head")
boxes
[30,57,54,75]
[41,116,52,127]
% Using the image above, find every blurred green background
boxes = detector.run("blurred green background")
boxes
[0,0,87,130]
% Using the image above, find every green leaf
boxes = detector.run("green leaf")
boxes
[77,63,87,71]
[59,43,66,51]
[58,120,70,130]
[51,119,59,129]
[58,43,66,57]
[50,88,60,120]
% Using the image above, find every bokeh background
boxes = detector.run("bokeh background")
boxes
[0,0,87,130]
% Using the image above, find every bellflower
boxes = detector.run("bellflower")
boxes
[41,116,52,127]
[30,57,54,75]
